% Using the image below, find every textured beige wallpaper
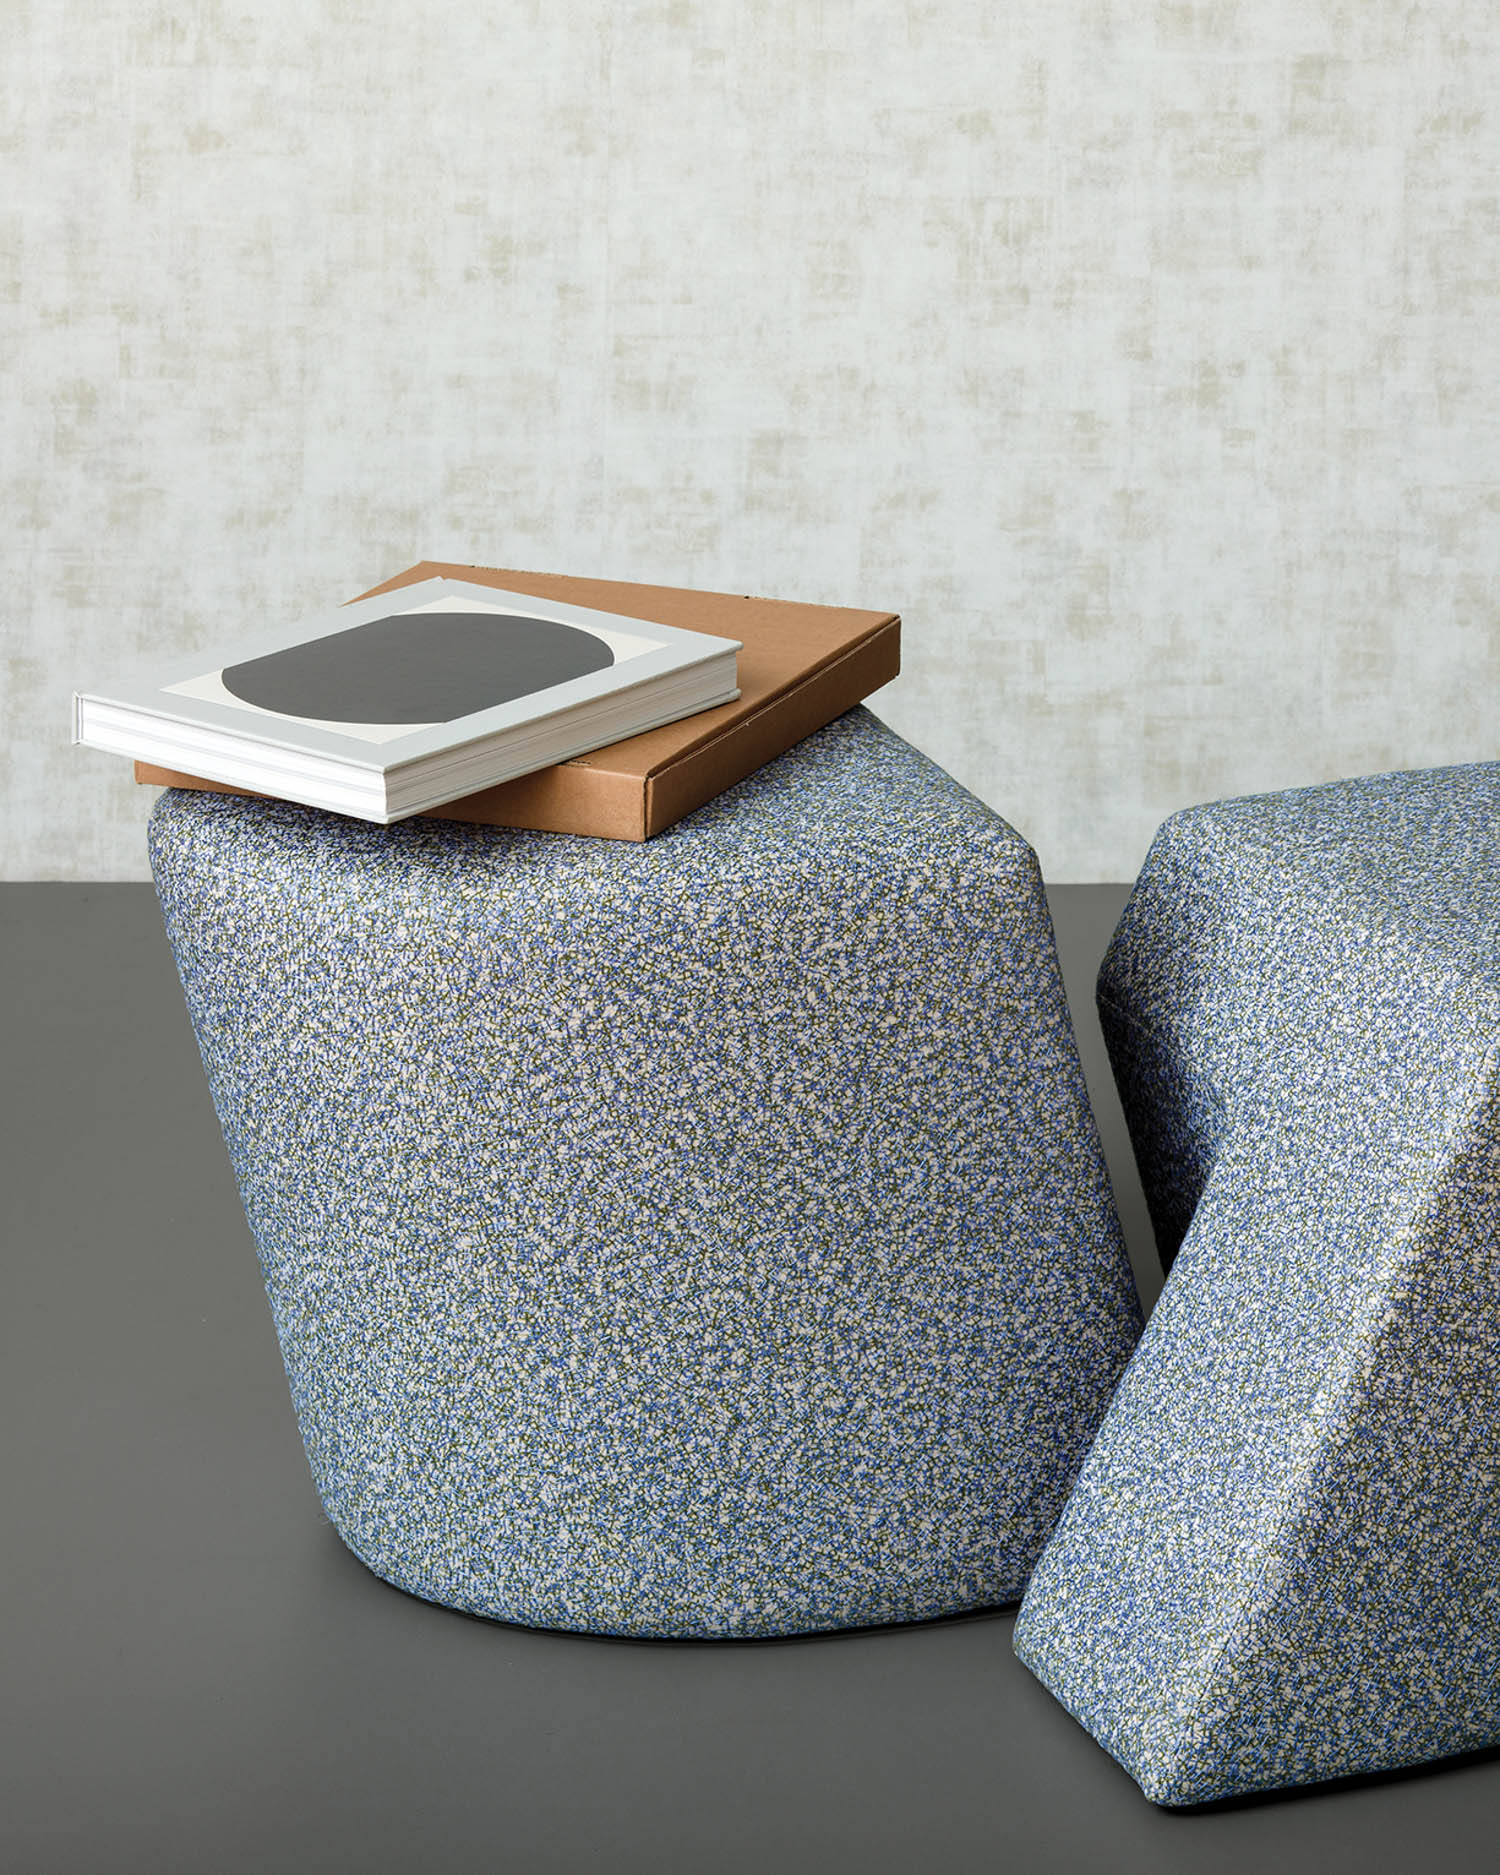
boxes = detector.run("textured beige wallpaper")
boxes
[6,2,1498,880]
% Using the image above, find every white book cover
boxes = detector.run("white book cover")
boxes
[74,577,742,823]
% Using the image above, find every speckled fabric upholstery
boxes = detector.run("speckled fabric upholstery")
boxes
[149,707,1142,1639]
[1013,762,1500,1803]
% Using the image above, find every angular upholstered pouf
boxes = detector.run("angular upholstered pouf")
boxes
[1014,762,1500,1802]
[150,707,1142,1639]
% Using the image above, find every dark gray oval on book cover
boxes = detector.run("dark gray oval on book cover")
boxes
[221,613,617,725]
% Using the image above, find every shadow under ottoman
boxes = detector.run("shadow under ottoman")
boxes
[149,707,1142,1638]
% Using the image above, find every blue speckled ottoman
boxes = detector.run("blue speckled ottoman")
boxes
[1013,762,1500,1801]
[150,707,1142,1638]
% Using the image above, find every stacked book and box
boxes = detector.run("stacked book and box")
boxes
[84,561,900,840]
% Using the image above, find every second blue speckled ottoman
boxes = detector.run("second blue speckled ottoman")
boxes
[150,707,1143,1638]
[1014,762,1500,1801]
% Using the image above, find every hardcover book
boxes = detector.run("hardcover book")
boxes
[75,575,741,824]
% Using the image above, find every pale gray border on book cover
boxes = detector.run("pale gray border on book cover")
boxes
[73,578,743,775]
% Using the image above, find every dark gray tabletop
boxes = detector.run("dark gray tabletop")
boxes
[4,883,1494,1874]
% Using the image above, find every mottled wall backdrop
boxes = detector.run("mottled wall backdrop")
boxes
[6,2,1498,880]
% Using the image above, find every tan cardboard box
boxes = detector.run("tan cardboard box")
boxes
[137,561,901,840]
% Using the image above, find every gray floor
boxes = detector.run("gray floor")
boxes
[3,883,1495,1874]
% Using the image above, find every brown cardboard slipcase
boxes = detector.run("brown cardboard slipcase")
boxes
[135,561,901,840]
